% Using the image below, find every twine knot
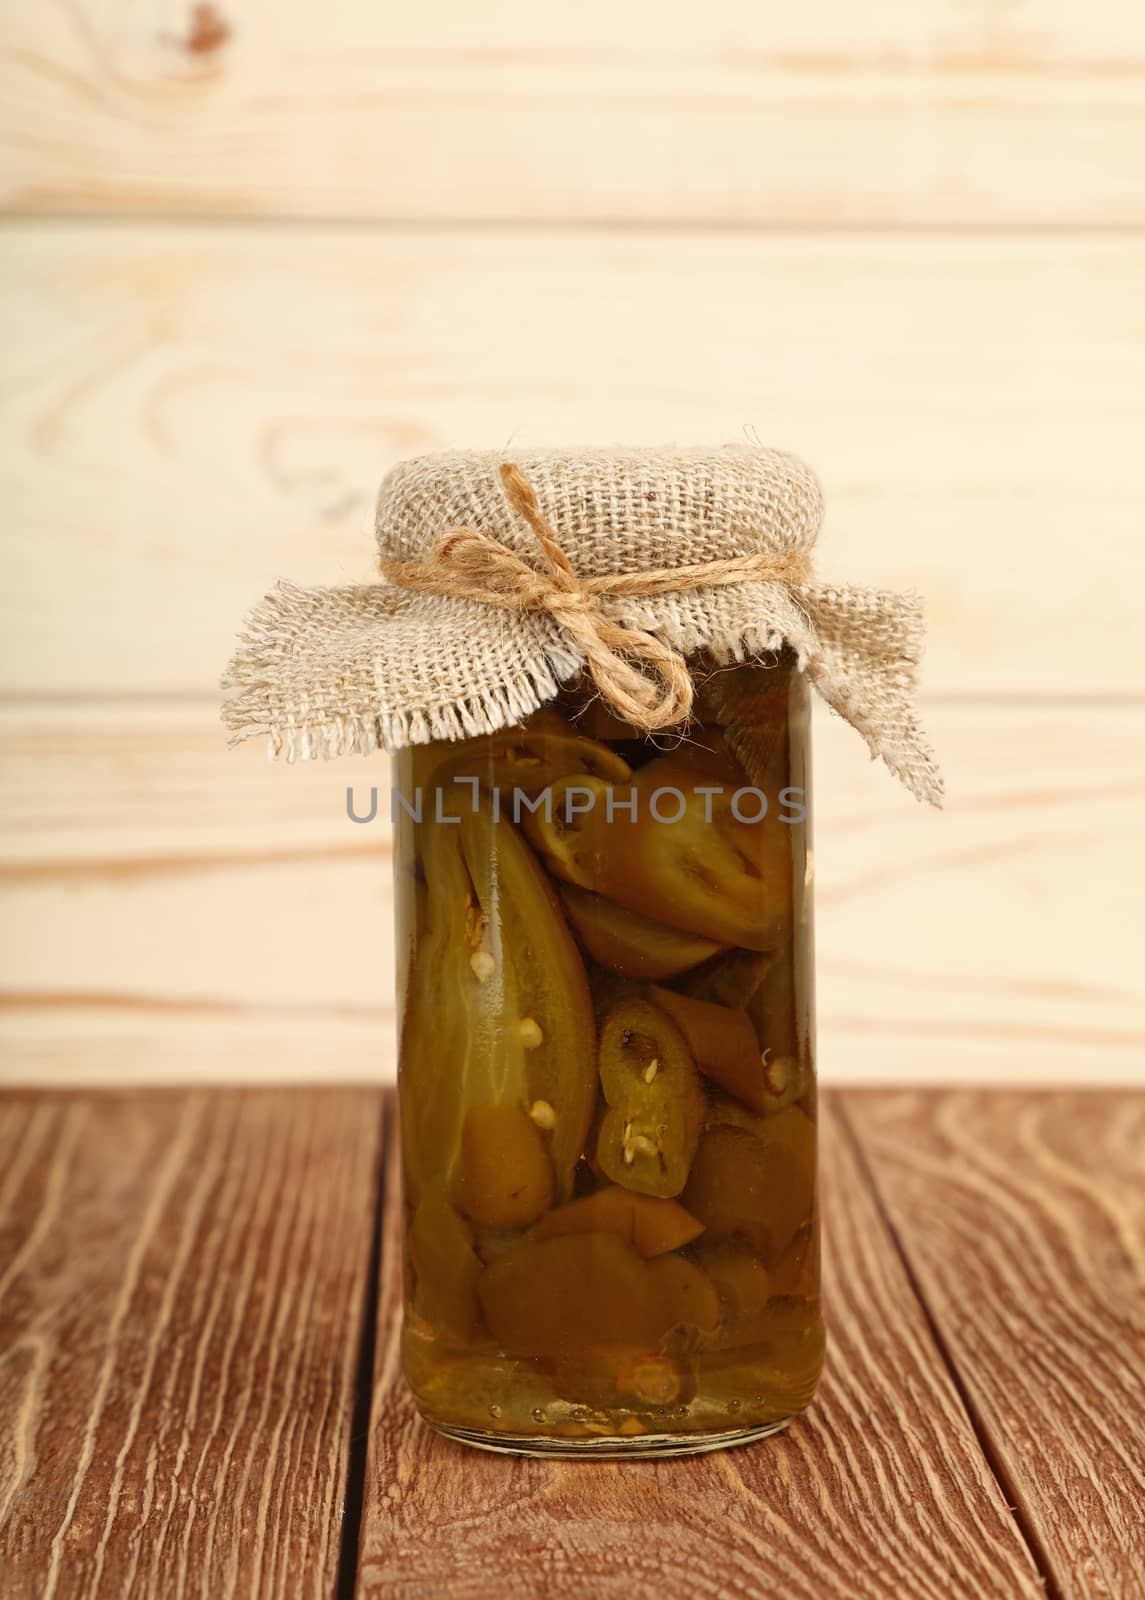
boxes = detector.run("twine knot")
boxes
[381,461,809,731]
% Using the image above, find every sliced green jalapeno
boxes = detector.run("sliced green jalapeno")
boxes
[429,712,632,801]
[532,1184,705,1257]
[477,1232,674,1362]
[454,1103,554,1228]
[559,884,725,980]
[694,662,793,789]
[401,785,597,1205]
[683,1103,816,1264]
[522,759,791,951]
[456,794,598,1199]
[408,1182,484,1343]
[679,947,771,1009]
[596,997,705,1199]
[648,986,765,1114]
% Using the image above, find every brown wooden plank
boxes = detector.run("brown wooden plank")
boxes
[2,1,1144,225]
[845,1090,1145,1600]
[3,697,1144,1090]
[354,1094,1044,1599]
[0,1087,384,1599]
[3,227,1144,698]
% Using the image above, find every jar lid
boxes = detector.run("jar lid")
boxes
[223,445,941,804]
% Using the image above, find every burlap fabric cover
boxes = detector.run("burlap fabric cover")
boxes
[223,445,942,804]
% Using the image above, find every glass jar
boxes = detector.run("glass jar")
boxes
[392,649,822,1457]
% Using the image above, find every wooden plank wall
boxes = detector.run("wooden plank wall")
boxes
[1,1,1143,1085]
[4,2,1145,224]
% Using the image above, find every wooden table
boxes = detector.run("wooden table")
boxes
[1,1089,1141,1600]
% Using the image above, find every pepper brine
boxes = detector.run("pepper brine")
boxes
[393,652,822,1457]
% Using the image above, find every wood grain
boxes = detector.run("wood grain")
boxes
[3,1086,1139,1598]
[3,226,1145,696]
[846,1090,1145,1600]
[353,1095,1045,1599]
[2,2,1144,224]
[3,699,1141,1087]
[0,1087,384,1599]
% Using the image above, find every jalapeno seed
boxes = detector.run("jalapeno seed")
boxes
[469,950,496,983]
[529,1099,557,1130]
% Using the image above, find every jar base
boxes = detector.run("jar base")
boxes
[427,1416,794,1460]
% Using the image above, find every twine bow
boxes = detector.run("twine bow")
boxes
[381,462,810,730]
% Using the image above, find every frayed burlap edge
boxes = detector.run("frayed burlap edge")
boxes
[222,445,942,805]
[222,576,943,805]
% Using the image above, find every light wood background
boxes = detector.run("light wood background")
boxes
[1,1,1143,1086]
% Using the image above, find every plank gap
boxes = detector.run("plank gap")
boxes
[6,213,1145,238]
[335,1096,392,1600]
[835,1094,1065,1600]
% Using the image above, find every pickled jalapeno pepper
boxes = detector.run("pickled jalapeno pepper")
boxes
[455,1103,554,1228]
[559,884,725,980]
[533,1184,705,1257]
[523,756,792,950]
[477,1232,676,1364]
[400,776,598,1202]
[428,713,632,800]
[596,997,706,1199]
[408,1182,484,1344]
[648,986,766,1114]
[684,1103,816,1264]
[455,794,598,1199]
